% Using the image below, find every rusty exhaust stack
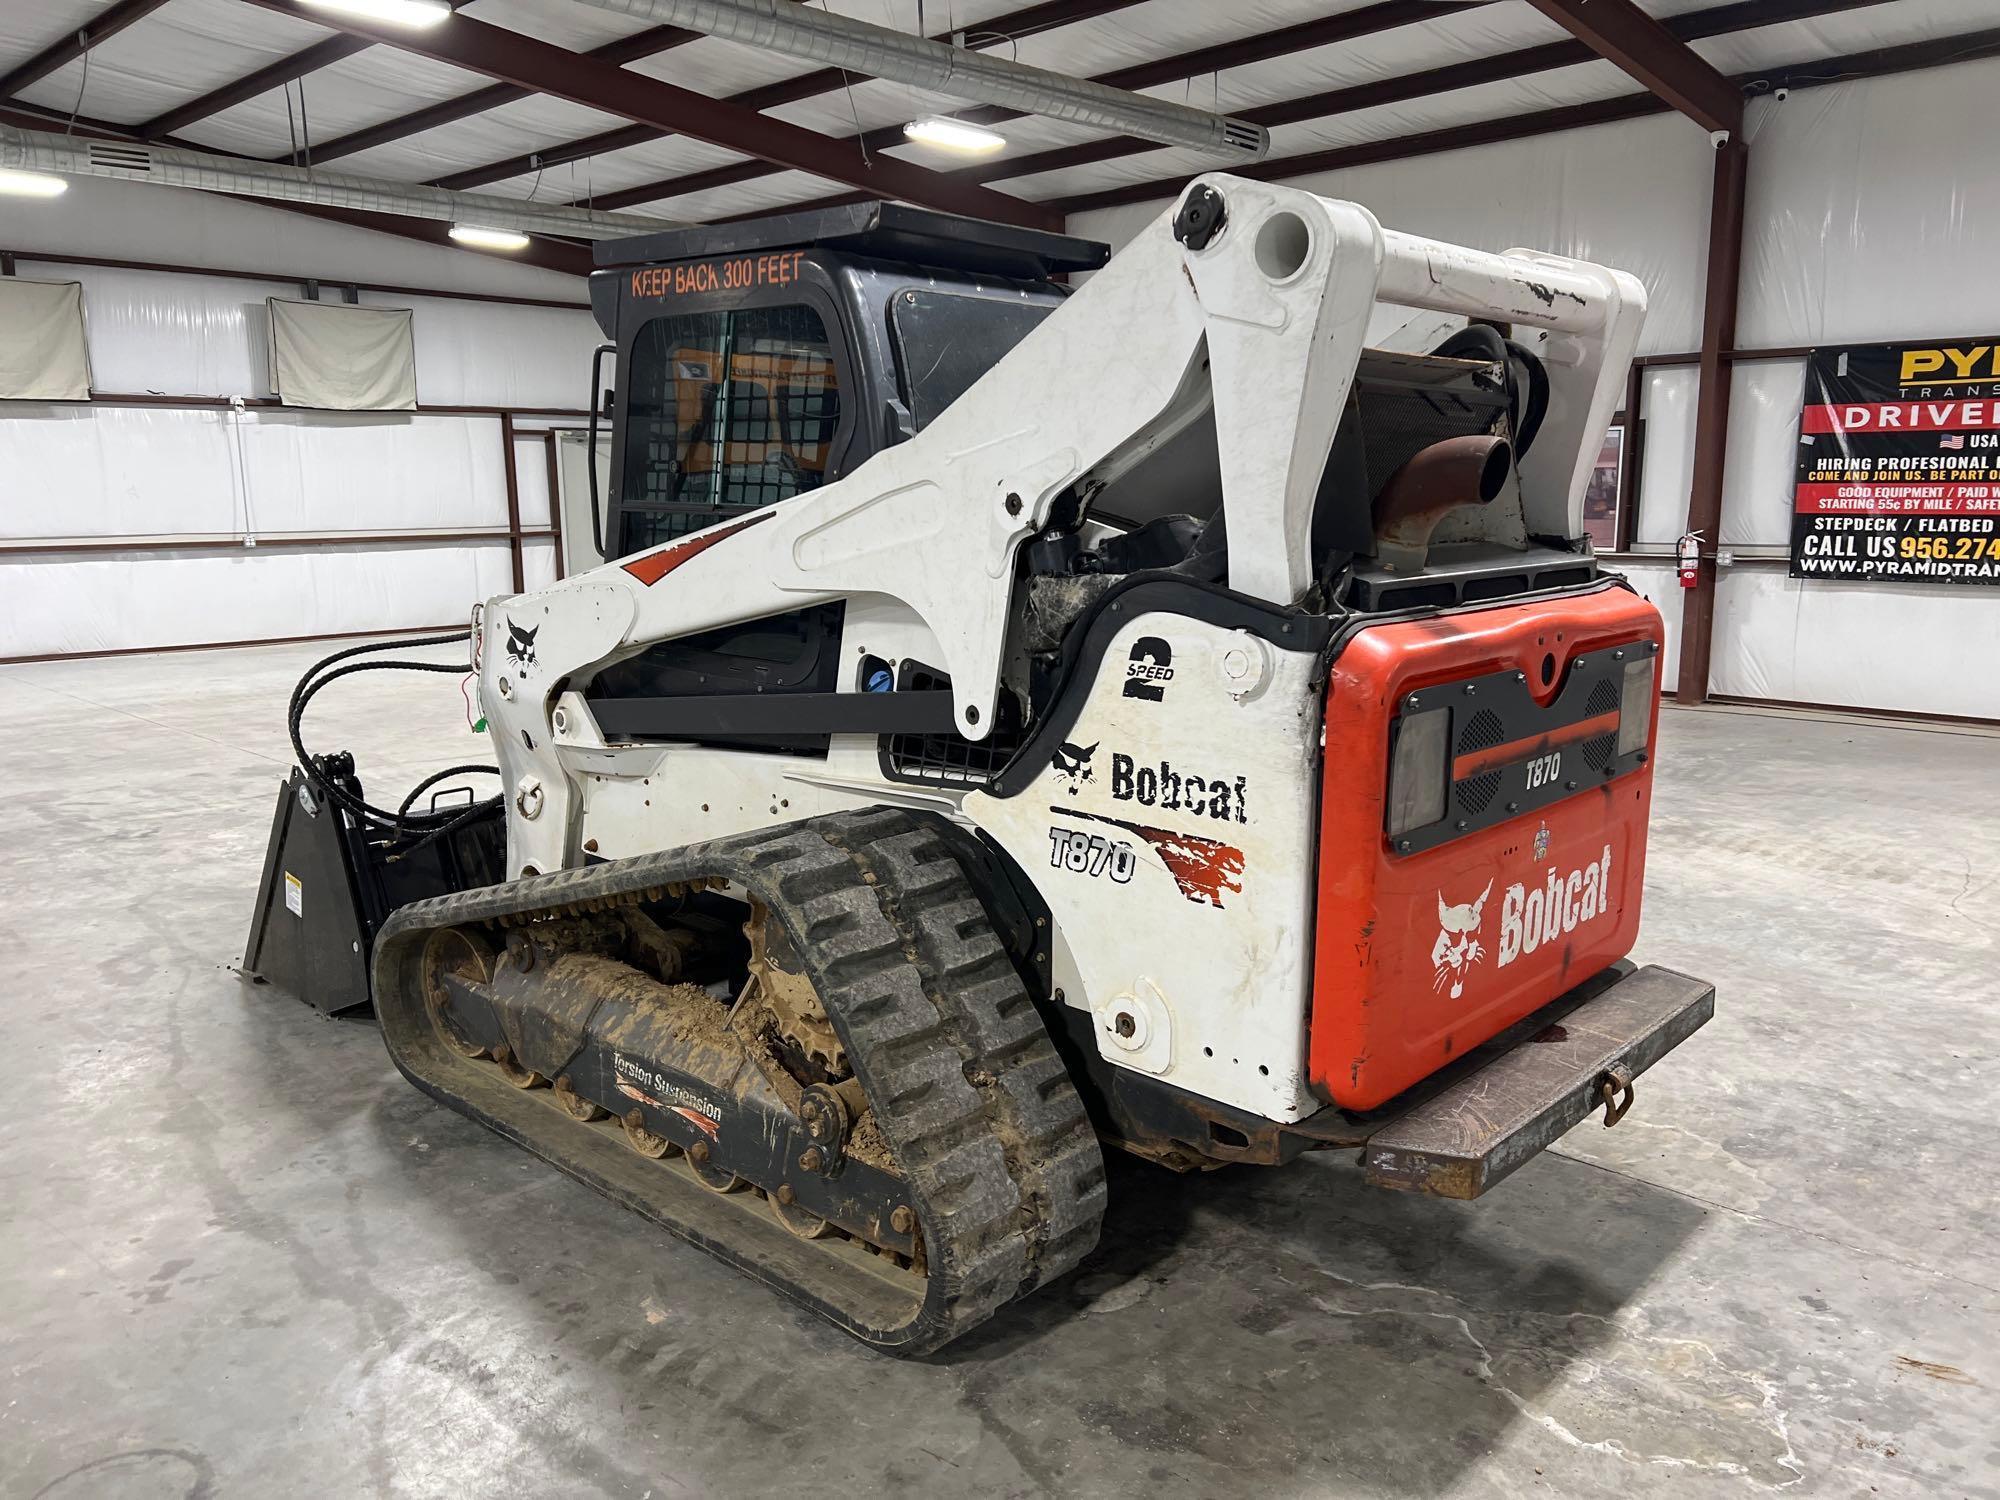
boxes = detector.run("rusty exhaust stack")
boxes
[1371,434,1513,574]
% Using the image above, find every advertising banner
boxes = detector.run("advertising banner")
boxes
[1790,339,2000,583]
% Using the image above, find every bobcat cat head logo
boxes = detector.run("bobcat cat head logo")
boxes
[1051,741,1097,794]
[1431,880,1492,1000]
[506,621,539,671]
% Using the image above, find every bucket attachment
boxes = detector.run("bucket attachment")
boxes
[241,755,504,1015]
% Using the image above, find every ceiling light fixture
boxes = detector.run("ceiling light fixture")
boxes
[0,167,68,198]
[298,0,453,28]
[449,224,531,251]
[903,117,1006,156]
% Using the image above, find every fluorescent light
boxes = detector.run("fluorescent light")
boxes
[449,224,530,251]
[299,0,452,28]
[0,167,68,198]
[902,117,1006,155]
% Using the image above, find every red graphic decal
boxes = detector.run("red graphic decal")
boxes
[1801,400,2000,435]
[672,1105,722,1140]
[616,1081,661,1108]
[622,510,773,586]
[1054,807,1243,908]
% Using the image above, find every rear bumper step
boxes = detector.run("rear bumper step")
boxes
[1360,964,1714,1199]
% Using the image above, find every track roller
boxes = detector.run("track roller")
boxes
[372,808,1107,1355]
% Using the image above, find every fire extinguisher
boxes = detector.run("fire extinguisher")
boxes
[1677,531,1703,589]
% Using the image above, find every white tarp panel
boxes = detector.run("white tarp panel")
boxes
[510,430,553,528]
[30,263,597,408]
[268,298,418,412]
[1634,367,1698,548]
[411,297,602,413]
[0,405,509,541]
[523,538,559,593]
[0,541,516,659]
[1711,569,2000,718]
[0,280,91,402]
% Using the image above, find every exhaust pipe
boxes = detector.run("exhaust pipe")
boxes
[1372,434,1512,575]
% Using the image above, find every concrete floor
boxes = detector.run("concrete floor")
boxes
[0,638,1994,1500]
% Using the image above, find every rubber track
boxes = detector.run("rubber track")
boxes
[372,808,1105,1354]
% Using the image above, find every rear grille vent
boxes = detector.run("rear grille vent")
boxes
[1580,732,1617,772]
[1456,770,1502,815]
[1586,678,1620,717]
[1456,709,1504,756]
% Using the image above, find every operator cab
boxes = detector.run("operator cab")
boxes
[587,202,1110,563]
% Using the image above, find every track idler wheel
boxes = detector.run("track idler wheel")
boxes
[620,1108,680,1159]
[491,1043,546,1090]
[419,927,494,1059]
[687,1141,745,1193]
[769,1185,835,1240]
[554,1075,608,1121]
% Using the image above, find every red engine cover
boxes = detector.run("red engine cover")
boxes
[1310,586,1663,1111]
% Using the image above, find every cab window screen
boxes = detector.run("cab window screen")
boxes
[618,303,841,556]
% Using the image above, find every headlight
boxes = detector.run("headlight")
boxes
[1615,654,1655,757]
[1386,707,1449,838]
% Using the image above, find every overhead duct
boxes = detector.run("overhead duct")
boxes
[0,125,680,241]
[562,0,1269,161]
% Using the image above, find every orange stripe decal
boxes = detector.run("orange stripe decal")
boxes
[621,509,774,586]
[1452,710,1621,780]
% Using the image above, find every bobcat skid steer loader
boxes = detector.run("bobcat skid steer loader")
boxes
[244,179,1713,1355]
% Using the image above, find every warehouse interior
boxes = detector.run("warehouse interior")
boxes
[1,2,1995,1497]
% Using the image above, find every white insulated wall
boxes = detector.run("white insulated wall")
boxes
[1069,59,2000,720]
[0,176,596,658]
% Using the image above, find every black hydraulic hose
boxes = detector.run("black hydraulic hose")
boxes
[1434,322,1508,369]
[286,631,504,848]
[1504,337,1551,457]
[1431,324,1551,460]
[396,763,498,825]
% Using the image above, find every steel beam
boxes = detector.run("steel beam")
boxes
[998,0,1875,199]
[577,0,1487,212]
[237,0,1055,228]
[0,0,172,100]
[1043,7,1951,217]
[304,23,706,165]
[135,34,372,140]
[1522,0,1743,134]
[1675,136,1747,705]
[440,0,1147,192]
[601,0,1874,213]
[265,201,595,276]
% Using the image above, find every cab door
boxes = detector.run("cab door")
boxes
[608,265,862,561]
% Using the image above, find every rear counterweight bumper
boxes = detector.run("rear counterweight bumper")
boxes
[1358,963,1714,1198]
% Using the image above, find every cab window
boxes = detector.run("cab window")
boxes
[617,303,842,556]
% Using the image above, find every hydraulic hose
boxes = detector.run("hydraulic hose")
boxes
[1431,324,1550,459]
[286,631,505,858]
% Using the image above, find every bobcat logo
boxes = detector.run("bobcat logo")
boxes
[1051,741,1097,794]
[1431,881,1492,999]
[505,621,539,672]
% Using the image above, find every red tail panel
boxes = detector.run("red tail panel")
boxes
[1310,587,1663,1111]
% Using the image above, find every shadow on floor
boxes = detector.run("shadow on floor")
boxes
[914,1146,1716,1494]
[223,972,1723,1496]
